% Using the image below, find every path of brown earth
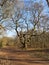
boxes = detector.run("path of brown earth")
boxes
[0,48,49,65]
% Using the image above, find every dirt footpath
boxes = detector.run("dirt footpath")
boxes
[0,48,49,65]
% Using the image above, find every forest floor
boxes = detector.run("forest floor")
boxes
[0,47,49,65]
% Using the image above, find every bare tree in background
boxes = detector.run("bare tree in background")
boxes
[0,0,49,49]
